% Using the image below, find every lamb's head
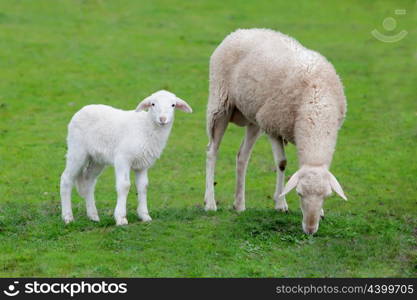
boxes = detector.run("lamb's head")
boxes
[136,90,192,126]
[281,165,347,235]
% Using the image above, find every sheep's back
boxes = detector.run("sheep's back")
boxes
[213,28,345,142]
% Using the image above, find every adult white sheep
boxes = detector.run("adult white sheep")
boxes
[60,90,192,225]
[204,29,347,234]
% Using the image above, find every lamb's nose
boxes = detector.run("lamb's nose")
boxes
[159,116,167,124]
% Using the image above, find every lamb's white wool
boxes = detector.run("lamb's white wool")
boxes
[204,28,347,234]
[60,90,192,225]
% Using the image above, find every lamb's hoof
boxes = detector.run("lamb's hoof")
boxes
[115,216,128,226]
[320,209,325,220]
[204,198,217,211]
[88,213,100,222]
[139,214,152,222]
[233,203,245,212]
[204,203,217,211]
[62,214,74,224]
[275,203,289,213]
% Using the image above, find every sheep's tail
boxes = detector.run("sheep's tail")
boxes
[206,80,232,140]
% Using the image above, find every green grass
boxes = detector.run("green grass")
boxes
[0,0,416,277]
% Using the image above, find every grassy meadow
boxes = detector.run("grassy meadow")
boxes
[0,0,416,277]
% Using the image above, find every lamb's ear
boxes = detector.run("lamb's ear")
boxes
[328,171,347,200]
[135,97,153,112]
[175,97,193,113]
[280,171,299,197]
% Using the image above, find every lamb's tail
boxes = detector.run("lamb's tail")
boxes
[75,163,90,199]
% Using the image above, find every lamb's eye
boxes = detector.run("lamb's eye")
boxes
[151,103,155,106]
[172,104,175,107]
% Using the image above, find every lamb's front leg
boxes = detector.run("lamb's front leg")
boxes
[135,169,152,222]
[269,136,288,212]
[114,159,131,225]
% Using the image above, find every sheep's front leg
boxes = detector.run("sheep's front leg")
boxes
[269,136,288,212]
[114,159,131,226]
[135,169,152,222]
[234,124,261,212]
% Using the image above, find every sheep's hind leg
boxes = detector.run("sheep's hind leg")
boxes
[60,150,88,224]
[114,158,131,225]
[234,124,261,212]
[135,168,152,222]
[78,161,105,222]
[269,136,288,212]
[204,112,230,211]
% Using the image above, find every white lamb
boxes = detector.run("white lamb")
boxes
[204,29,347,234]
[60,90,192,225]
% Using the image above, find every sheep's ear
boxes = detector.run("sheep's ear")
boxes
[136,97,153,112]
[175,97,193,113]
[328,171,347,200]
[280,171,299,197]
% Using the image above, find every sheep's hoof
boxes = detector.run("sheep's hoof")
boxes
[233,203,246,212]
[139,214,152,222]
[88,213,100,222]
[62,214,74,224]
[275,202,288,213]
[115,216,128,226]
[320,208,325,219]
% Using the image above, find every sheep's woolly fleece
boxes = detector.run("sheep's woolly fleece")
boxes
[207,28,346,167]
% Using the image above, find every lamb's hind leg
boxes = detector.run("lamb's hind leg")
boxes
[60,150,88,223]
[269,136,288,212]
[114,157,131,225]
[234,124,261,212]
[77,161,105,222]
[204,112,230,211]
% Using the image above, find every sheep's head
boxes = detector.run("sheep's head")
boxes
[280,165,347,235]
[136,90,192,126]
